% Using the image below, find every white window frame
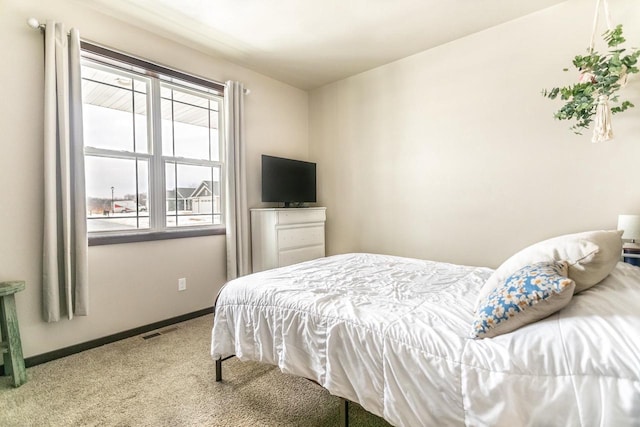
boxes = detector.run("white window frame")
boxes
[80,43,227,246]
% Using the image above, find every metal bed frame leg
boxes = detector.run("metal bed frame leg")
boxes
[215,358,222,382]
[215,355,234,382]
[341,399,349,427]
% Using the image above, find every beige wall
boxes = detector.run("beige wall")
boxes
[0,0,308,357]
[309,0,640,268]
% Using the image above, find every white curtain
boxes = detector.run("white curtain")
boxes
[42,21,89,322]
[224,81,251,280]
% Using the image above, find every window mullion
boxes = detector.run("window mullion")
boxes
[161,156,221,168]
[150,78,165,231]
[84,147,151,160]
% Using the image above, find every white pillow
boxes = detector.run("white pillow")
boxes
[475,230,623,310]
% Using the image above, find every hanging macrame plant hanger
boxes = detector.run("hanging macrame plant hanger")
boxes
[589,0,615,143]
[543,0,639,142]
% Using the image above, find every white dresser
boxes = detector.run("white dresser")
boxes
[250,207,326,273]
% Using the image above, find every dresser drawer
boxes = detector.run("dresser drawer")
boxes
[278,245,325,267]
[277,225,324,250]
[277,208,326,225]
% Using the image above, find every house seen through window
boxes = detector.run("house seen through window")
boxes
[80,47,224,238]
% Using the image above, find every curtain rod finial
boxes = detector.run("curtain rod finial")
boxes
[27,17,42,30]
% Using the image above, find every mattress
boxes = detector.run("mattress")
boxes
[211,253,640,426]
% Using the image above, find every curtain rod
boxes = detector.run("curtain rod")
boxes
[26,18,249,95]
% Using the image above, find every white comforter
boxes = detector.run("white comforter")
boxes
[211,253,640,426]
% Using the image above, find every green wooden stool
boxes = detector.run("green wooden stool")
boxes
[0,281,26,387]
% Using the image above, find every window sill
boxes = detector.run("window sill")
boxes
[88,227,226,246]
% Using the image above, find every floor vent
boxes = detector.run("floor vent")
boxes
[141,326,179,340]
[141,332,162,340]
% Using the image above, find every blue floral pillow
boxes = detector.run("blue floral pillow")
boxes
[471,261,576,339]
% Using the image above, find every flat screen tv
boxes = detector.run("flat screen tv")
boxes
[262,155,316,207]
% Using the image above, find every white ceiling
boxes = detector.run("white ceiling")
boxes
[81,0,566,90]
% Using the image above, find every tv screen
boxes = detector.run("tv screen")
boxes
[262,155,316,207]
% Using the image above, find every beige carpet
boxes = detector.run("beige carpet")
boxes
[0,314,391,426]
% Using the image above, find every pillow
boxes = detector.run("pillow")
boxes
[475,230,622,309]
[470,261,575,339]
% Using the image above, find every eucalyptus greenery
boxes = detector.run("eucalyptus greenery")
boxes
[542,25,640,134]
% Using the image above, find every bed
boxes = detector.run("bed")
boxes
[211,233,640,426]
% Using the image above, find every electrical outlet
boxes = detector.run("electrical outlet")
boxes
[178,278,187,291]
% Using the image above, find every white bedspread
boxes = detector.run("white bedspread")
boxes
[211,253,640,426]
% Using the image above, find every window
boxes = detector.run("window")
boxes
[80,44,225,243]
